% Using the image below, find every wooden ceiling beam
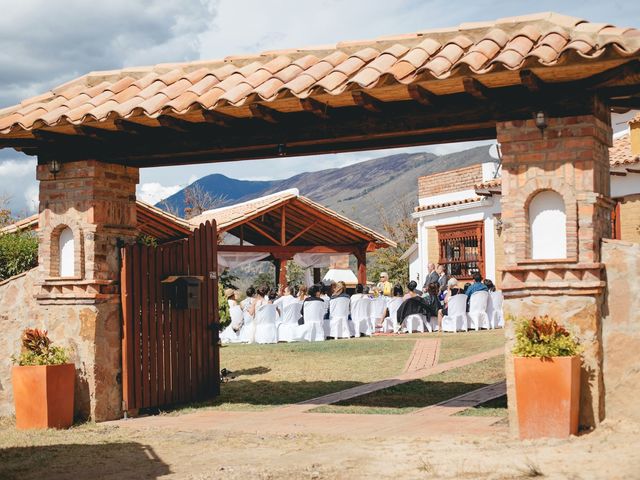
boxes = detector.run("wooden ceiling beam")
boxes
[114,118,161,135]
[300,97,331,119]
[519,70,545,93]
[217,244,362,254]
[407,84,439,106]
[582,60,640,89]
[249,103,282,124]
[463,77,491,100]
[352,90,384,112]
[285,223,315,246]
[201,109,239,128]
[246,220,282,245]
[157,115,198,133]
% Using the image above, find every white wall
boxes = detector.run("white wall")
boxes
[529,191,567,260]
[59,227,75,277]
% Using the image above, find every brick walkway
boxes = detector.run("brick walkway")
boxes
[403,338,441,373]
[110,346,506,438]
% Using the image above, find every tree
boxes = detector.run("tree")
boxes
[286,260,306,286]
[368,200,416,287]
[183,184,226,220]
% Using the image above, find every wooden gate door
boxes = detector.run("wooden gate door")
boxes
[120,221,219,412]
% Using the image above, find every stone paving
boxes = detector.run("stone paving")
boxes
[110,345,507,438]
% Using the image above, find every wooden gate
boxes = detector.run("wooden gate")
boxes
[120,221,219,412]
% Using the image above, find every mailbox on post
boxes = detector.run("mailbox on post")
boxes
[161,275,204,309]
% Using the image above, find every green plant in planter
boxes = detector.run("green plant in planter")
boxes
[512,316,582,358]
[11,328,69,366]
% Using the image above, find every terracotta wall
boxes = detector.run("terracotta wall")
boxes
[602,239,640,423]
[426,228,439,265]
[619,194,640,243]
[418,164,483,199]
[0,268,121,420]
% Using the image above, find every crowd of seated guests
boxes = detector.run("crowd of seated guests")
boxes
[219,271,503,344]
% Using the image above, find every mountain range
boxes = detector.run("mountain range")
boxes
[159,145,494,232]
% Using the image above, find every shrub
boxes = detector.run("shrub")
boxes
[11,328,69,366]
[0,230,38,280]
[218,283,230,328]
[512,315,582,358]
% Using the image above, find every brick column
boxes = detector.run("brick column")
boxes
[36,159,139,421]
[497,105,613,435]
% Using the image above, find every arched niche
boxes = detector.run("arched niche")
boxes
[58,227,75,277]
[528,190,567,260]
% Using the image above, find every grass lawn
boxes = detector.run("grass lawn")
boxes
[309,355,505,415]
[158,329,505,415]
[455,394,508,417]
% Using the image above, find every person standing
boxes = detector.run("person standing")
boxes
[436,264,448,292]
[423,263,439,291]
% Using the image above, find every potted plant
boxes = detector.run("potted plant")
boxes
[512,315,582,439]
[11,328,75,429]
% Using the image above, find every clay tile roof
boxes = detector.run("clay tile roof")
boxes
[609,133,640,167]
[1,12,639,134]
[414,197,486,212]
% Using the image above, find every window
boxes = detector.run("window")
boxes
[59,227,75,277]
[528,190,566,260]
[436,221,484,280]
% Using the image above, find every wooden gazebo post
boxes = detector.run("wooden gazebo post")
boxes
[354,245,368,285]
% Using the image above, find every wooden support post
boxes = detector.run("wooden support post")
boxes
[355,247,367,285]
[278,258,288,287]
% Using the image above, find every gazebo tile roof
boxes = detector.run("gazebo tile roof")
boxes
[1,12,639,135]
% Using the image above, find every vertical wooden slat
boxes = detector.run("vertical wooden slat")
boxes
[190,221,206,398]
[154,246,164,407]
[148,245,158,407]
[179,239,190,402]
[162,245,172,405]
[188,230,199,399]
[170,243,180,404]
[201,223,212,395]
[132,244,142,409]
[140,245,150,408]
[120,246,135,411]
[209,221,221,396]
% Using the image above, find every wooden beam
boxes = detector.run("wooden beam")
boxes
[285,223,315,246]
[157,115,197,133]
[249,103,282,124]
[72,125,123,141]
[0,138,39,148]
[201,109,238,128]
[32,129,76,142]
[519,70,544,93]
[609,97,640,109]
[581,60,640,89]
[246,220,281,245]
[352,90,384,112]
[114,118,160,135]
[280,206,286,246]
[300,97,331,119]
[463,77,490,100]
[407,84,438,106]
[217,244,362,254]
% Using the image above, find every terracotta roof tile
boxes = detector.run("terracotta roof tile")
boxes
[609,133,640,166]
[1,12,639,134]
[414,197,485,212]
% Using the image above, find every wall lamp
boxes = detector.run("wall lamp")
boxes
[535,111,547,133]
[48,158,61,176]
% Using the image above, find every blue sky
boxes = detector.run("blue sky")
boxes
[0,0,638,213]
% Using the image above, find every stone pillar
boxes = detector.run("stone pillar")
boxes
[36,159,139,421]
[497,103,612,435]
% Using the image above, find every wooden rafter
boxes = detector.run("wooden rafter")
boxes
[280,205,286,245]
[407,84,438,106]
[249,103,281,124]
[300,97,331,119]
[519,70,544,92]
[352,90,384,112]
[246,220,281,245]
[463,77,491,100]
[285,223,315,245]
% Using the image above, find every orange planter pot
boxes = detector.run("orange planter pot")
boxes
[514,356,580,439]
[12,364,75,430]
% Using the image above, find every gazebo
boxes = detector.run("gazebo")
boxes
[190,189,395,285]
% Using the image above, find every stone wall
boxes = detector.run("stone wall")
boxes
[418,164,483,199]
[619,194,640,243]
[0,268,121,420]
[602,239,640,423]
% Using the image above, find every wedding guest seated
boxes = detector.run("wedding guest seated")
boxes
[296,284,308,301]
[483,278,496,292]
[274,284,297,316]
[320,283,332,319]
[241,286,255,311]
[442,277,463,316]
[350,283,366,305]
[396,288,429,332]
[363,285,371,296]
[466,274,489,298]
[300,283,325,321]
[380,284,404,332]
[423,281,443,330]
[403,280,421,300]
[220,289,244,344]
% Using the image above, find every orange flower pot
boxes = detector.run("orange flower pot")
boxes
[12,364,75,430]
[513,356,580,439]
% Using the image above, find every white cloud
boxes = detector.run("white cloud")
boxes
[0,157,38,215]
[137,182,183,205]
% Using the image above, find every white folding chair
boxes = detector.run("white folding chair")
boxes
[220,305,243,344]
[468,291,490,330]
[301,300,326,342]
[370,296,387,332]
[238,310,254,343]
[253,304,278,344]
[351,297,372,336]
[277,300,303,342]
[425,316,439,333]
[490,291,504,329]
[441,294,468,333]
[404,313,426,334]
[382,298,403,333]
[329,296,352,338]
